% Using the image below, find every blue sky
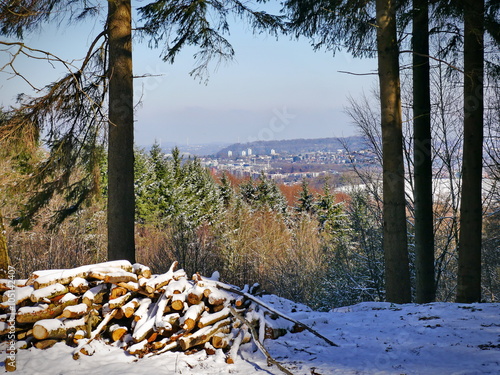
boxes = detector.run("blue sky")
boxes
[0,3,378,146]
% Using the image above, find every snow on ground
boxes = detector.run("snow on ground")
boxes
[2,298,499,375]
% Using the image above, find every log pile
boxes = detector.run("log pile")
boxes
[0,260,300,362]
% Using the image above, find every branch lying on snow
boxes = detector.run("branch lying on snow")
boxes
[215,281,339,347]
[229,306,295,375]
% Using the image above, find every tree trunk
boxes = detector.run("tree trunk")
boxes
[375,0,411,303]
[107,0,136,263]
[457,0,484,303]
[412,0,435,303]
[0,211,10,279]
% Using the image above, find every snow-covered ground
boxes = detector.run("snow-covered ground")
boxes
[2,298,499,375]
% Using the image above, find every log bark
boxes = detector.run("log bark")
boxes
[62,303,89,319]
[178,318,231,351]
[108,292,132,310]
[375,0,411,304]
[17,300,77,324]
[3,285,34,305]
[106,0,136,263]
[33,271,87,290]
[198,307,230,329]
[33,319,67,340]
[30,283,68,303]
[34,339,58,349]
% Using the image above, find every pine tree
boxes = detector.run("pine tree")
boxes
[413,0,436,303]
[296,179,315,214]
[457,0,485,303]
[0,1,283,262]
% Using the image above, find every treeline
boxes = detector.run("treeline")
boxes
[4,143,498,310]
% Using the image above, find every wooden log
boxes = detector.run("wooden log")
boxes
[33,319,67,340]
[204,342,217,356]
[32,271,87,290]
[225,327,247,364]
[127,339,148,356]
[62,303,88,319]
[116,281,139,292]
[132,301,158,343]
[181,302,205,332]
[156,312,180,332]
[186,285,205,306]
[30,283,68,303]
[171,294,185,311]
[154,292,169,328]
[109,285,128,300]
[132,263,152,279]
[58,292,80,305]
[133,298,152,322]
[2,285,34,306]
[218,281,339,347]
[142,262,178,294]
[164,278,189,296]
[74,329,86,340]
[121,298,140,318]
[29,260,133,289]
[108,292,132,310]
[16,328,33,341]
[211,327,232,349]
[198,307,230,329]
[68,277,89,294]
[211,304,226,313]
[87,269,137,284]
[114,308,124,320]
[78,344,95,357]
[0,279,13,293]
[82,284,108,306]
[17,299,77,324]
[34,339,58,349]
[206,289,227,306]
[178,318,231,351]
[109,324,128,342]
[145,340,178,357]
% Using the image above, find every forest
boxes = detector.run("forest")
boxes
[0,0,499,312]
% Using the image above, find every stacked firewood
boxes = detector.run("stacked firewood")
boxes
[0,260,296,362]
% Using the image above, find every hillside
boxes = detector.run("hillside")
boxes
[215,136,368,157]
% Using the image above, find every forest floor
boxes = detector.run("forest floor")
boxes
[2,297,499,375]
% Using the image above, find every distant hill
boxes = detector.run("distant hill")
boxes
[140,142,232,156]
[216,136,368,157]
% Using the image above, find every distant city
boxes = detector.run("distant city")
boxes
[154,136,379,184]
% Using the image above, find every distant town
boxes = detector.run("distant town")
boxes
[159,136,379,184]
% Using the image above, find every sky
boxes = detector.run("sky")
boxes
[0,3,378,147]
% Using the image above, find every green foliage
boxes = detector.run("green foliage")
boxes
[138,0,284,80]
[296,178,315,214]
[135,145,222,229]
[282,0,378,58]
[315,183,347,235]
[239,172,288,214]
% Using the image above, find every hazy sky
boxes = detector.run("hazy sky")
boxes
[0,3,378,146]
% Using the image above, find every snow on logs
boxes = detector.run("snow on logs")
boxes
[0,261,303,362]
